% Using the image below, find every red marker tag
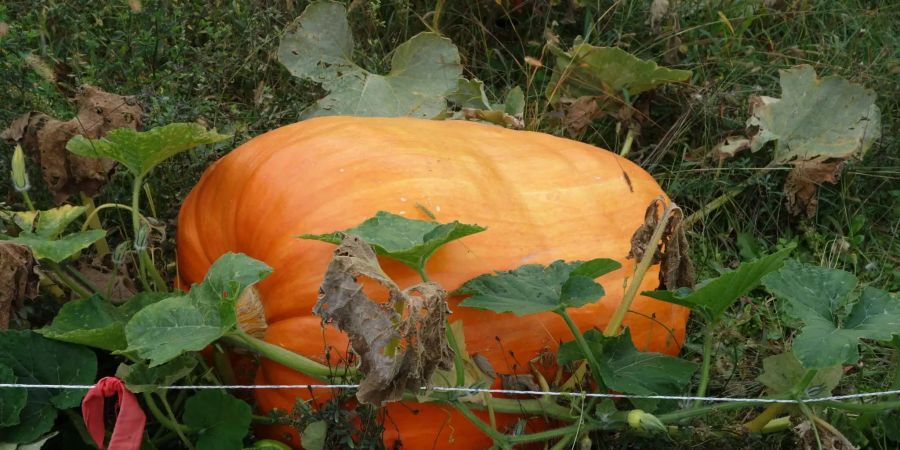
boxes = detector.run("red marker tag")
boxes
[81,377,147,450]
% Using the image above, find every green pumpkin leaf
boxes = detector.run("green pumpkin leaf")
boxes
[183,390,251,450]
[455,259,621,315]
[278,1,461,118]
[747,65,881,162]
[0,331,96,443]
[0,363,27,427]
[558,329,696,410]
[38,293,168,351]
[546,43,690,103]
[300,211,484,274]
[116,355,199,394]
[764,260,900,369]
[448,78,491,109]
[643,247,792,322]
[66,123,230,178]
[4,230,105,264]
[502,86,525,117]
[122,253,271,366]
[757,352,842,397]
[300,421,328,450]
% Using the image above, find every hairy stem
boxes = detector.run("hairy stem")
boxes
[683,165,776,227]
[229,332,357,380]
[605,199,673,336]
[22,192,35,211]
[454,401,511,449]
[80,192,109,257]
[694,322,716,406]
[559,308,605,388]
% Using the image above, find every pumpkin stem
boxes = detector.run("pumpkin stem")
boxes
[603,198,676,337]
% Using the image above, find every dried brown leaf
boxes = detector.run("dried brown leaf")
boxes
[77,261,136,302]
[314,235,454,405]
[784,160,843,218]
[1,85,143,203]
[712,136,751,162]
[562,96,603,136]
[628,199,694,289]
[500,374,540,393]
[660,212,695,289]
[0,22,9,38]
[628,199,663,263]
[236,286,267,339]
[0,242,39,329]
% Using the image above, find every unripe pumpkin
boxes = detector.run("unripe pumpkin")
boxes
[176,116,689,449]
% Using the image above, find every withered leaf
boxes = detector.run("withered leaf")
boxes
[562,96,603,136]
[783,160,843,218]
[628,199,694,290]
[0,242,39,329]
[712,136,751,162]
[1,85,143,203]
[76,261,136,303]
[500,374,541,393]
[628,199,663,263]
[660,212,695,289]
[314,235,453,405]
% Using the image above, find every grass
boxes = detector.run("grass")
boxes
[1,0,898,448]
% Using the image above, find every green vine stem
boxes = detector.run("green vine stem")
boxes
[80,192,110,257]
[79,203,141,232]
[618,127,636,158]
[45,260,93,299]
[131,175,167,291]
[604,198,675,336]
[453,401,512,449]
[746,369,818,432]
[142,392,191,446]
[21,192,35,211]
[160,392,194,450]
[693,322,716,406]
[682,164,777,227]
[229,331,358,381]
[559,308,605,388]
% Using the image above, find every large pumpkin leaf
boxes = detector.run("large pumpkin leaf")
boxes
[558,328,696,410]
[715,66,881,217]
[183,390,251,450]
[122,253,271,366]
[643,247,792,322]
[38,293,167,351]
[278,1,461,118]
[757,352,842,397]
[0,363,26,427]
[455,259,621,315]
[545,42,691,103]
[66,123,230,178]
[763,260,900,369]
[0,331,96,443]
[300,211,484,276]
[748,65,881,163]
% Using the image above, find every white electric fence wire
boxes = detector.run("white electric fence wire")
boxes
[0,383,898,404]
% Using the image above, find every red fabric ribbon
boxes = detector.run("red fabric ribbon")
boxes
[81,376,146,450]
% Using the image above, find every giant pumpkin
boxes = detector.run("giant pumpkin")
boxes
[176,116,689,448]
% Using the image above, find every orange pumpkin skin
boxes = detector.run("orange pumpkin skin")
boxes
[176,116,689,449]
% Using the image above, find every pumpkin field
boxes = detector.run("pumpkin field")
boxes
[0,1,897,449]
